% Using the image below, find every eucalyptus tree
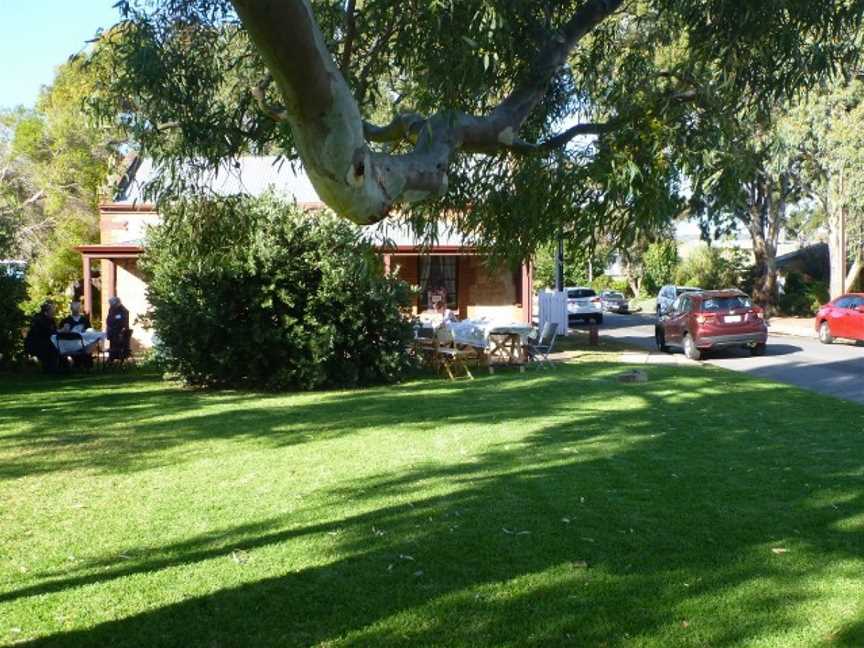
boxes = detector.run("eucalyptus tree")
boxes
[782,79,864,296]
[97,0,862,258]
[686,113,807,308]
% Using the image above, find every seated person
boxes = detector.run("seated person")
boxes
[59,300,91,333]
[24,302,60,372]
[59,300,97,368]
[106,296,130,360]
[433,300,458,325]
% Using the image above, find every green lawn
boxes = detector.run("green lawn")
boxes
[2,360,864,647]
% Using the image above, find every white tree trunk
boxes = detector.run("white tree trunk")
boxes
[230,0,623,223]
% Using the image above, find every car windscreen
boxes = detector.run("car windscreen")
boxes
[604,292,624,299]
[568,289,596,299]
[700,296,751,312]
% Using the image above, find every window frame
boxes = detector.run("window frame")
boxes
[418,256,459,311]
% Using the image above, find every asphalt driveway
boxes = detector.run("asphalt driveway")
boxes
[597,312,864,405]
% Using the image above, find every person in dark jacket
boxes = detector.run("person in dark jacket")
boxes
[59,300,91,333]
[106,297,130,361]
[24,302,60,372]
[59,300,95,368]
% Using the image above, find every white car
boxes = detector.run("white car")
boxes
[567,287,603,325]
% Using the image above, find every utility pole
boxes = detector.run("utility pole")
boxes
[555,236,564,292]
[830,167,847,299]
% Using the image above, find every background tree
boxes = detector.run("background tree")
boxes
[1,52,123,311]
[641,239,679,295]
[782,78,864,297]
[674,243,743,291]
[532,237,613,290]
[688,113,805,310]
[95,0,863,260]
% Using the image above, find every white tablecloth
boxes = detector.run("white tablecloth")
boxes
[446,319,535,348]
[51,330,106,354]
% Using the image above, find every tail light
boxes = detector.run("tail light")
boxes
[752,307,764,320]
[695,313,715,325]
[591,297,600,303]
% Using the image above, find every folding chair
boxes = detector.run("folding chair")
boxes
[525,321,559,368]
[432,326,476,380]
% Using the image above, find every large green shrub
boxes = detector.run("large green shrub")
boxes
[0,273,27,368]
[141,194,416,390]
[779,272,830,316]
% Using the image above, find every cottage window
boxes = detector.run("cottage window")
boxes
[419,256,458,310]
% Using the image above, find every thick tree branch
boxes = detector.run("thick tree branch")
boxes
[505,121,618,153]
[490,0,626,132]
[362,113,426,144]
[230,0,624,223]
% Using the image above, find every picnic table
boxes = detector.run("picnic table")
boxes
[447,319,534,372]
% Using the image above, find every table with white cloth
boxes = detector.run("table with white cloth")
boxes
[446,319,535,371]
[51,329,106,355]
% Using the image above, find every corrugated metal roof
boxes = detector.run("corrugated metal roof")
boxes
[114,156,476,249]
[115,156,321,206]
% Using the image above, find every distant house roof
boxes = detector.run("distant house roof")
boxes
[775,242,829,280]
[114,156,323,208]
[775,242,828,266]
[105,156,475,251]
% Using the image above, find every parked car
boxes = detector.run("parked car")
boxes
[656,284,701,317]
[566,287,603,325]
[815,293,864,344]
[600,290,629,313]
[654,289,767,360]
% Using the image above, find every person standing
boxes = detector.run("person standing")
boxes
[106,297,130,361]
[24,302,60,372]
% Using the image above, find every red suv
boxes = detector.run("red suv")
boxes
[655,289,767,360]
[815,293,864,344]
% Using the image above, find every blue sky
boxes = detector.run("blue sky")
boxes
[0,1,121,109]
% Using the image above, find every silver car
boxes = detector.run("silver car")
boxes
[567,287,603,325]
[656,285,701,317]
[600,290,629,313]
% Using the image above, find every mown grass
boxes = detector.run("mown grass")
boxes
[1,360,863,647]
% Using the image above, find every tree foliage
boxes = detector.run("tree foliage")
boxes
[642,240,679,294]
[674,243,746,291]
[532,238,612,290]
[1,52,123,311]
[141,193,416,390]
[93,0,863,258]
[781,78,864,294]
[0,273,27,368]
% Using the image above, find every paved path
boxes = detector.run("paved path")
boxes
[595,312,864,405]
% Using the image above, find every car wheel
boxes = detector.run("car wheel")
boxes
[656,306,662,319]
[750,342,766,356]
[819,321,833,345]
[655,328,669,352]
[683,334,702,361]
